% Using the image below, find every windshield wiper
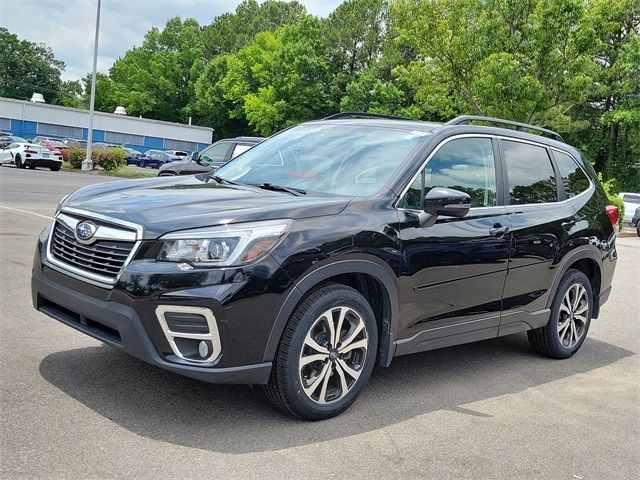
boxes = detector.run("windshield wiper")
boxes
[210,175,241,186]
[251,183,306,196]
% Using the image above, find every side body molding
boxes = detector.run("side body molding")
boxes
[263,256,400,367]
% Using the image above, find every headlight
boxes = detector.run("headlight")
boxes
[158,219,292,266]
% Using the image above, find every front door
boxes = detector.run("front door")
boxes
[395,136,510,355]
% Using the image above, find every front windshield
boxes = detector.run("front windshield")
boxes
[214,123,429,196]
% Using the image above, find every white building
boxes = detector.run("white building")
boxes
[0,97,213,153]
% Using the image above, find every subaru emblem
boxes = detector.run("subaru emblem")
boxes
[75,221,97,242]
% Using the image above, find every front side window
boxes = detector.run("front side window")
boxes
[216,124,430,196]
[503,140,557,205]
[402,137,497,209]
[553,150,590,198]
[200,142,232,166]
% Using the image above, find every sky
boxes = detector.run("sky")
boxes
[0,0,342,82]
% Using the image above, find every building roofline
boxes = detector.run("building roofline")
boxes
[0,96,214,133]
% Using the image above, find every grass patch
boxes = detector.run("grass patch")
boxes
[61,163,157,178]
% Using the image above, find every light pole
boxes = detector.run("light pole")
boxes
[83,0,102,171]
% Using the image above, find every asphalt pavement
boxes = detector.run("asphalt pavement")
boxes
[1,165,638,479]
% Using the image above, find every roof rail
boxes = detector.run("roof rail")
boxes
[323,112,410,121]
[445,115,564,142]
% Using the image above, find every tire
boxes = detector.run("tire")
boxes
[138,159,145,168]
[264,283,378,420]
[528,269,593,359]
[15,154,25,169]
[50,164,61,171]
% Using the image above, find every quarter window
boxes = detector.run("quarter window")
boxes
[402,138,497,209]
[503,140,557,205]
[553,151,590,198]
[200,142,232,166]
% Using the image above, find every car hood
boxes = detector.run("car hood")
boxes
[62,175,350,238]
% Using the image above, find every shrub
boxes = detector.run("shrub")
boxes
[67,147,85,169]
[94,147,126,172]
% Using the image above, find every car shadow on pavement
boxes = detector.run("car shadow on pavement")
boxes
[39,334,633,454]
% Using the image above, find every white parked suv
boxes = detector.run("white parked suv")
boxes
[618,192,640,225]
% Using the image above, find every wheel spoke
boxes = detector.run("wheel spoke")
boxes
[573,286,584,310]
[334,362,349,397]
[304,330,329,355]
[340,338,367,354]
[317,364,333,404]
[334,307,348,346]
[570,319,578,346]
[300,353,327,367]
[303,362,329,398]
[341,321,365,349]
[558,318,571,336]
[574,313,587,323]
[574,303,588,316]
[337,358,362,382]
[322,313,336,347]
[559,321,571,345]
[559,303,572,315]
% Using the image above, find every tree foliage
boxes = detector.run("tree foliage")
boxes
[1,0,637,189]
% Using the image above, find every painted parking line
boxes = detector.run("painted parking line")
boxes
[0,205,53,220]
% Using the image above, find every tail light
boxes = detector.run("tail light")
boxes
[605,205,619,227]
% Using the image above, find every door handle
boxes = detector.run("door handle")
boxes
[489,225,510,237]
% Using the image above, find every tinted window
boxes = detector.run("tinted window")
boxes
[200,142,231,165]
[622,193,640,203]
[553,151,590,198]
[402,138,497,209]
[503,140,557,204]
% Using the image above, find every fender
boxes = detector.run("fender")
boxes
[545,245,603,314]
[263,255,400,367]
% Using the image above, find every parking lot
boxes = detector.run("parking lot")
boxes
[1,166,638,479]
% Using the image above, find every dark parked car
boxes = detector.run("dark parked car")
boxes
[158,137,262,176]
[632,206,640,237]
[0,135,26,149]
[137,150,180,168]
[119,147,143,164]
[31,113,618,420]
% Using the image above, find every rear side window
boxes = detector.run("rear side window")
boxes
[402,137,497,209]
[622,193,640,203]
[503,140,557,205]
[553,151,590,198]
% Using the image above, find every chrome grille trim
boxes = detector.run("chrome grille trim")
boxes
[44,209,143,289]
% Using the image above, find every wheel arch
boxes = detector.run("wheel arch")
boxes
[264,256,399,367]
[546,247,603,318]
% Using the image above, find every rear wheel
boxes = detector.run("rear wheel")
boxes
[50,164,61,171]
[264,284,378,420]
[15,154,25,168]
[528,269,592,359]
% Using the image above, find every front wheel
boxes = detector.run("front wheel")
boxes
[264,284,378,420]
[528,269,593,359]
[138,159,145,168]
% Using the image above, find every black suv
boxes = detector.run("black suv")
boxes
[157,136,263,176]
[31,114,618,420]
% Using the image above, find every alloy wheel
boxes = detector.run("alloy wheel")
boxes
[557,283,589,348]
[298,306,368,405]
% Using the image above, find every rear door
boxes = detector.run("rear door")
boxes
[395,136,511,354]
[498,138,577,334]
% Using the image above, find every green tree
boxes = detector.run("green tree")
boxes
[0,27,66,103]
[202,0,307,57]
[218,17,336,136]
[109,17,205,122]
[81,73,117,113]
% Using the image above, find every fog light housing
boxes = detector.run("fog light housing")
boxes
[198,340,209,358]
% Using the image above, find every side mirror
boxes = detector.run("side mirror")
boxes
[192,151,200,164]
[418,187,471,227]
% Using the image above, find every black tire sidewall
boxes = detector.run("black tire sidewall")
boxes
[279,285,378,419]
[546,270,593,357]
[15,154,24,168]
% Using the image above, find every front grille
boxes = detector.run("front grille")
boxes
[50,221,135,280]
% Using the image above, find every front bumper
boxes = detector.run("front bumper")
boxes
[32,268,272,384]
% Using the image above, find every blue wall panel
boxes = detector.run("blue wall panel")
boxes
[91,130,105,142]
[144,136,164,148]
[22,120,38,139]
[10,119,22,136]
